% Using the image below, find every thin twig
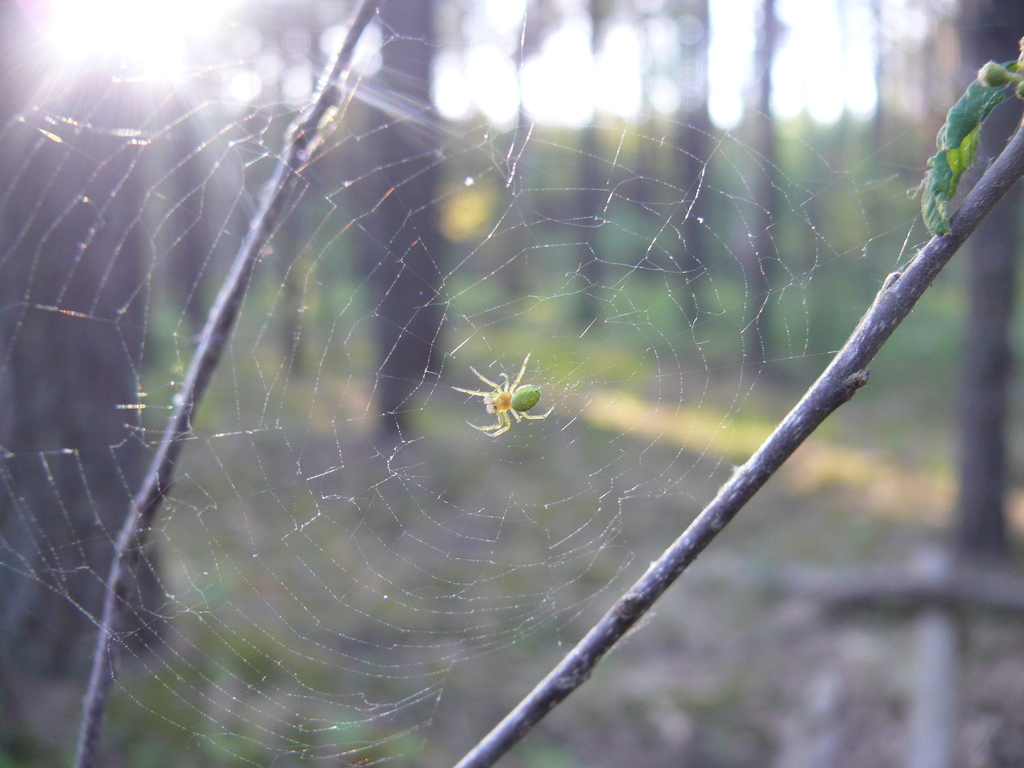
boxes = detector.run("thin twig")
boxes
[71,3,380,766]
[452,118,1024,768]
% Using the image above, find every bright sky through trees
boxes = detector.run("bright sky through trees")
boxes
[38,0,242,80]
[33,0,879,126]
[434,0,880,127]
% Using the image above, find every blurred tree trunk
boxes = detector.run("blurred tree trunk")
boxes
[154,95,241,337]
[0,0,34,122]
[673,0,713,324]
[868,0,887,154]
[743,0,780,372]
[274,204,310,378]
[575,0,607,330]
[577,126,604,330]
[954,0,1024,559]
[267,9,318,377]
[499,3,548,301]
[354,0,444,439]
[0,60,164,685]
[501,2,548,299]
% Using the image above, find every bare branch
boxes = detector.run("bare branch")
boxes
[452,117,1024,768]
[71,3,381,766]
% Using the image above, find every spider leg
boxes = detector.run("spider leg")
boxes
[468,418,504,430]
[468,421,499,432]
[519,406,554,420]
[468,366,503,391]
[507,353,531,391]
[480,419,503,429]
[470,412,510,436]
[496,411,511,435]
[453,386,495,398]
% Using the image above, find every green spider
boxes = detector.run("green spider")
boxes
[453,353,554,437]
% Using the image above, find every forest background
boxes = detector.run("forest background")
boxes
[2,0,1024,766]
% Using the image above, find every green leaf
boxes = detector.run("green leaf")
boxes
[922,148,954,235]
[940,79,1008,151]
[920,67,1013,235]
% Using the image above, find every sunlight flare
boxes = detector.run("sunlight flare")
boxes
[38,0,240,78]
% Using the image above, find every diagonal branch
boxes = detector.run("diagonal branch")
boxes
[72,3,381,766]
[452,116,1024,768]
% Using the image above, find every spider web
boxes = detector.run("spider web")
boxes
[0,1,952,766]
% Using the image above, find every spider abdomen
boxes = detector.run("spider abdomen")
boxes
[511,385,541,413]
